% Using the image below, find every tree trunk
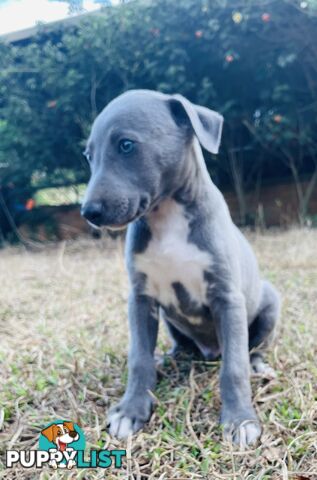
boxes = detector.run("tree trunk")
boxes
[229,149,247,225]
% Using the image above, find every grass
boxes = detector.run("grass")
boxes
[0,228,316,479]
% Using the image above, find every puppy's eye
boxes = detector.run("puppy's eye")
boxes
[57,430,61,435]
[118,139,135,154]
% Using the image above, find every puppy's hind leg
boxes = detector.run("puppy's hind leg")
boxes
[249,280,281,378]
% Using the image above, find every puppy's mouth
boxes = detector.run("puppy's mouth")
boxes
[106,223,130,232]
[87,218,134,232]
[88,197,152,231]
[101,212,143,232]
[57,439,67,452]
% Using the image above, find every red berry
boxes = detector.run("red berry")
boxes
[262,13,271,22]
[273,114,283,123]
[225,54,234,63]
[47,100,57,108]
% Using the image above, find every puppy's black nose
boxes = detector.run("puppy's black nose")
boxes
[81,202,104,226]
[69,430,78,438]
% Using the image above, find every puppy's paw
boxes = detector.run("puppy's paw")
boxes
[107,397,152,439]
[66,458,76,470]
[251,355,276,380]
[221,409,261,448]
[49,460,58,470]
[223,419,261,448]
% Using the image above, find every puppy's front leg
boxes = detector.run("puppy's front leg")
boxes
[108,292,158,439]
[215,295,261,447]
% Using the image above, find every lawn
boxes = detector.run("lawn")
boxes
[0,229,316,479]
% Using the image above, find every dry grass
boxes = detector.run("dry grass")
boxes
[0,228,316,479]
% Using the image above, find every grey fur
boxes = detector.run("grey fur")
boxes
[81,89,281,447]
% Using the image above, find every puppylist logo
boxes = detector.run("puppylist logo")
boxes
[6,420,126,470]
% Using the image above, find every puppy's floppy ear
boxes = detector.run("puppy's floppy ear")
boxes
[168,94,223,154]
[41,425,55,443]
[63,421,75,431]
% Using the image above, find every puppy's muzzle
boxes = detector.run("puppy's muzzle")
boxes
[81,195,151,229]
[81,201,104,227]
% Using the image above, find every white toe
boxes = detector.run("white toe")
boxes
[117,416,133,438]
[245,421,261,444]
[233,421,261,447]
[251,356,276,379]
[252,362,276,379]
[108,412,134,439]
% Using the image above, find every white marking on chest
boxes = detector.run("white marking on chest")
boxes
[134,200,211,324]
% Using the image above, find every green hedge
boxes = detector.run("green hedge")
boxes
[1,0,317,224]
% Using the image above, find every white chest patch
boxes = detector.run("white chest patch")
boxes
[134,200,211,324]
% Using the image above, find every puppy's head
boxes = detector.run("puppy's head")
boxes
[41,422,79,451]
[81,89,223,230]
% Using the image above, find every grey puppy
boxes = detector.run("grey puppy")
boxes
[81,90,280,447]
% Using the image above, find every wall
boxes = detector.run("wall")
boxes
[225,179,317,227]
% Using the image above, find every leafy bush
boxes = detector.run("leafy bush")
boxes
[1,0,317,224]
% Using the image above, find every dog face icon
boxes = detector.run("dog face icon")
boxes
[41,421,79,452]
